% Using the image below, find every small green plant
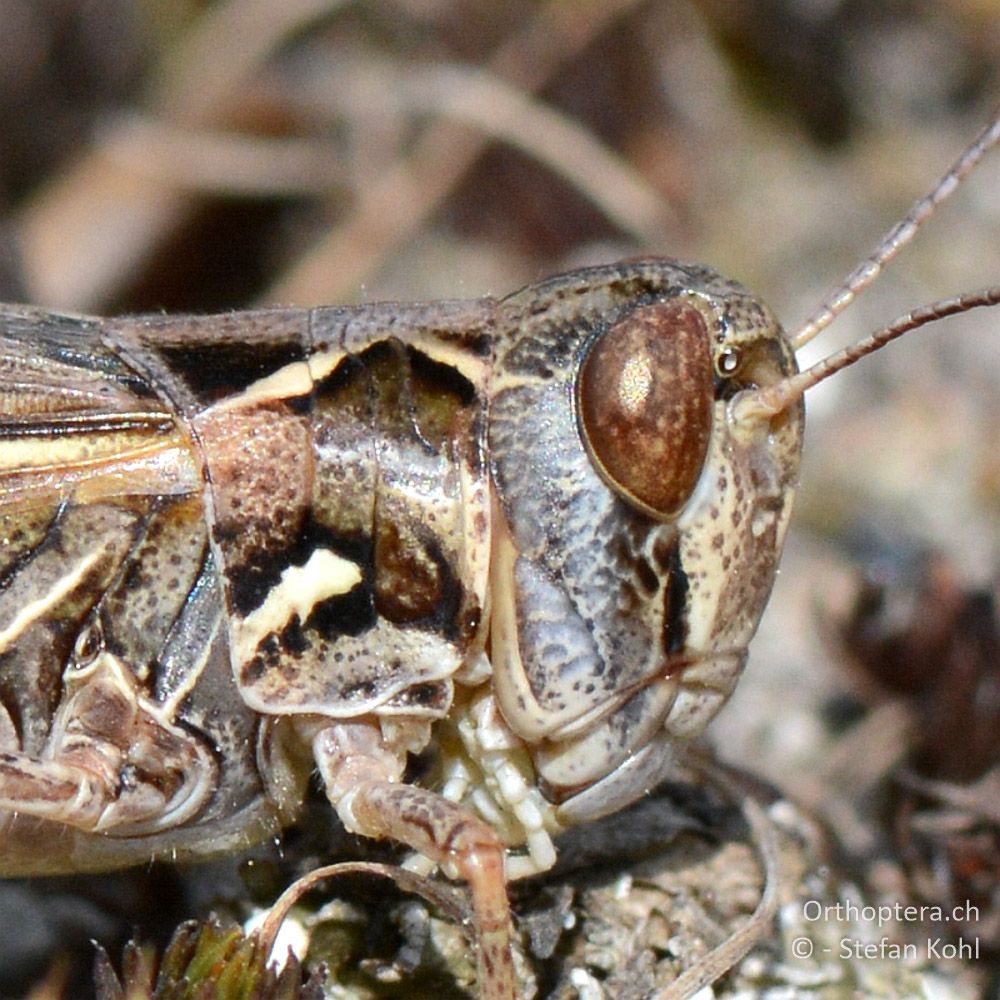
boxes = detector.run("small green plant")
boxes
[93,918,325,1000]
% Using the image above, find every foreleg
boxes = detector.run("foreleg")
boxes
[313,722,519,1000]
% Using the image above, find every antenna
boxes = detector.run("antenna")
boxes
[733,287,1000,423]
[731,107,1000,425]
[790,108,1000,351]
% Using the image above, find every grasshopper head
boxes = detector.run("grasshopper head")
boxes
[487,260,803,821]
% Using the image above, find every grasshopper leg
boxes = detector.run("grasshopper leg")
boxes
[313,722,519,1000]
[0,743,199,834]
[0,649,216,834]
[0,751,110,828]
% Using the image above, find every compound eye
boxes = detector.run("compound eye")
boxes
[577,300,713,519]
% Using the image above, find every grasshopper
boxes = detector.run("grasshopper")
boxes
[1,109,999,1000]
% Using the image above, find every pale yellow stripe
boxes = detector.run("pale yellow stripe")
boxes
[306,347,345,382]
[207,360,312,414]
[0,442,200,510]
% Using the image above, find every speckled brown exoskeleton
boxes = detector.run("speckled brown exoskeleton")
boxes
[1,111,998,1000]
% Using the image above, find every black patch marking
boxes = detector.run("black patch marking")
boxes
[223,517,372,621]
[661,538,690,655]
[306,576,377,640]
[311,350,368,399]
[158,336,305,404]
[406,345,477,406]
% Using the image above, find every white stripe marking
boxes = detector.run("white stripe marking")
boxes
[0,552,102,654]
[236,547,362,661]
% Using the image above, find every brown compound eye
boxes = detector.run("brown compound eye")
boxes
[577,300,713,519]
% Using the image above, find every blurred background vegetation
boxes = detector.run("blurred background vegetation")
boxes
[1,1,999,997]
[1,0,997,317]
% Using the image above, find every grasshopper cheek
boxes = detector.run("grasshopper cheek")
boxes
[577,300,713,519]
